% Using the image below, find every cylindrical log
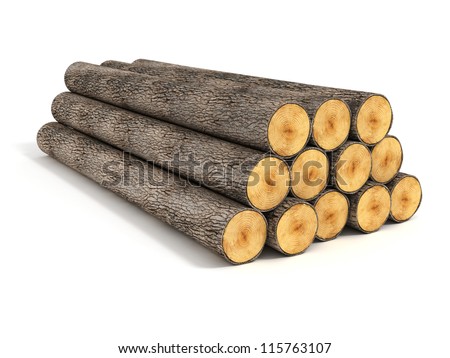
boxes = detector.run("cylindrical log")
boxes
[37,122,268,264]
[370,135,403,183]
[330,141,372,194]
[100,60,131,70]
[66,62,317,158]
[385,173,422,222]
[290,147,329,200]
[265,197,317,255]
[309,189,349,241]
[52,92,290,211]
[346,181,391,233]
[105,59,392,146]
[133,59,393,145]
[102,61,351,151]
[99,60,351,153]
[310,99,351,151]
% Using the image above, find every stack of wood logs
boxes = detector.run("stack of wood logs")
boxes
[37,59,422,264]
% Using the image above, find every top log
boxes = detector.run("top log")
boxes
[111,59,392,146]
[66,62,336,158]
[102,60,352,152]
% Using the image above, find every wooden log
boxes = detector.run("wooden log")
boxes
[265,197,317,255]
[132,59,393,145]
[330,141,372,194]
[52,92,290,211]
[103,60,351,152]
[65,62,314,158]
[100,60,131,70]
[100,60,351,152]
[290,147,329,200]
[370,135,403,183]
[385,173,422,222]
[346,181,391,233]
[105,59,392,146]
[309,189,349,241]
[37,122,267,264]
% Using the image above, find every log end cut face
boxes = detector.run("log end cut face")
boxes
[268,104,310,157]
[390,176,422,222]
[357,185,391,232]
[313,99,351,151]
[314,191,349,241]
[291,148,329,200]
[371,136,403,183]
[247,157,290,211]
[336,143,372,193]
[223,210,267,264]
[276,203,317,255]
[356,95,393,145]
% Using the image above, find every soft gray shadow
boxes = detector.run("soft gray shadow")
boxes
[313,227,361,244]
[19,142,230,269]
[337,227,362,237]
[256,246,287,261]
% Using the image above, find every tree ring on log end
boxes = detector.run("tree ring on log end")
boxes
[314,191,349,241]
[336,143,371,193]
[357,185,391,232]
[356,95,392,145]
[371,136,403,183]
[313,99,351,151]
[291,148,329,200]
[222,210,267,264]
[268,103,310,158]
[390,176,422,222]
[276,202,317,255]
[247,157,290,211]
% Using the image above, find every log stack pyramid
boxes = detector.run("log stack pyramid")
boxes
[37,59,422,264]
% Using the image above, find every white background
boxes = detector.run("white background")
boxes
[1,1,449,357]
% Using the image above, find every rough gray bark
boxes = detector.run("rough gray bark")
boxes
[66,62,322,157]
[385,172,422,222]
[101,60,131,70]
[101,60,352,151]
[346,181,390,233]
[104,59,392,143]
[265,197,316,255]
[51,92,284,211]
[36,122,266,264]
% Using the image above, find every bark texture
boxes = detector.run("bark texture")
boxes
[66,62,323,156]
[346,181,389,233]
[101,60,132,70]
[51,92,277,210]
[36,122,266,264]
[104,59,391,142]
